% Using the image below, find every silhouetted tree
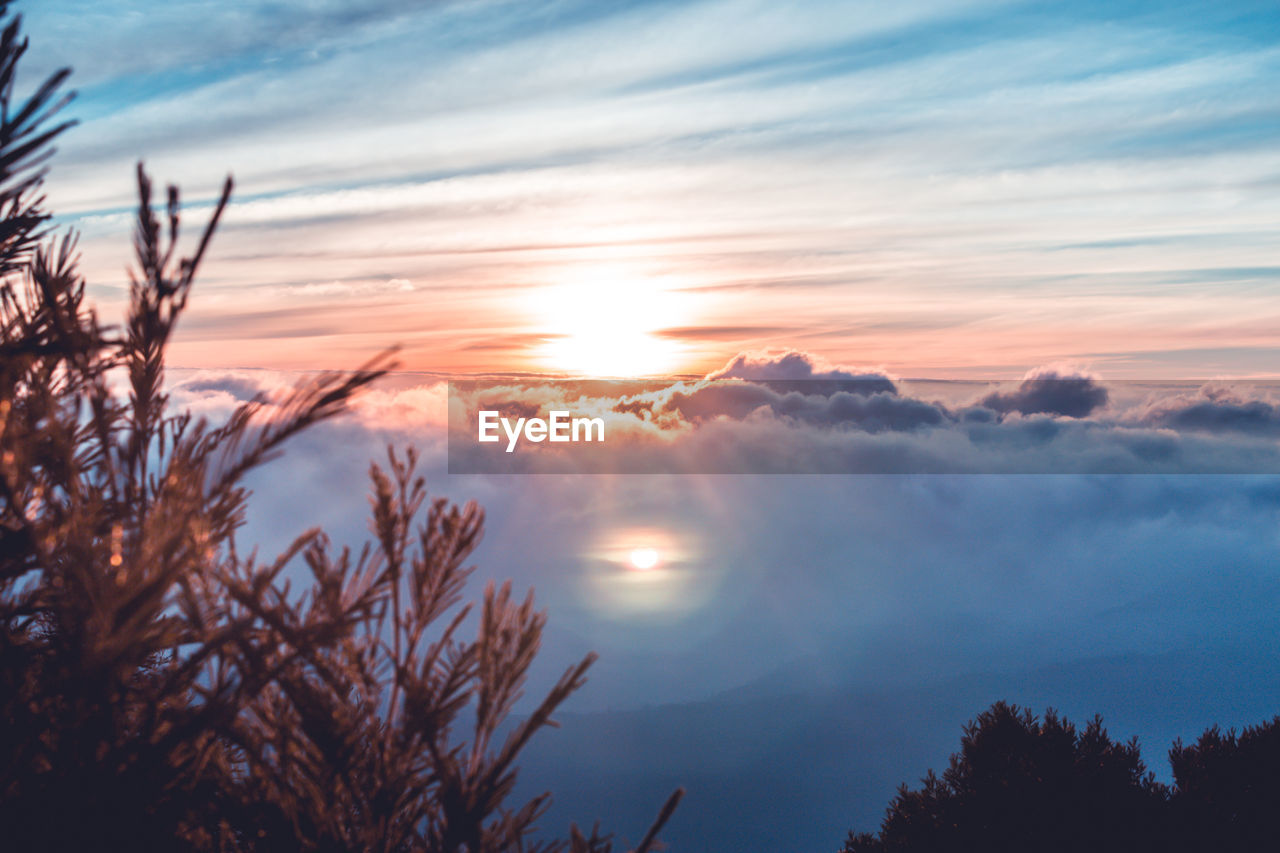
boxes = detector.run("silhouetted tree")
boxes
[1168,715,1280,851]
[845,703,1280,853]
[843,702,1166,853]
[0,5,679,851]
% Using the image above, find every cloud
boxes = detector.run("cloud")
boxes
[655,324,798,340]
[45,0,1280,375]
[47,0,1280,376]
[23,1,463,87]
[977,368,1109,418]
[658,381,946,431]
[707,350,896,389]
[444,359,1280,474]
[176,373,277,402]
[1135,386,1280,436]
[168,369,293,418]
[146,362,1280,853]
[281,278,415,298]
[168,368,448,430]
[228,379,1280,717]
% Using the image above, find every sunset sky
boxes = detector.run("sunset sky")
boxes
[20,2,1280,850]
[29,0,1280,377]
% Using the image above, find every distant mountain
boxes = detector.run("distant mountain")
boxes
[514,644,1280,852]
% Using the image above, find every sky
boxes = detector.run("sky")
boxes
[20,2,1280,850]
[25,0,1280,377]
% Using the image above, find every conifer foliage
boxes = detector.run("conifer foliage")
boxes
[842,702,1165,853]
[843,702,1280,853]
[0,5,680,850]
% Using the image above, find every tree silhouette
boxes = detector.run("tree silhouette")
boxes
[0,5,679,850]
[843,702,1166,853]
[845,703,1280,853]
[1169,715,1280,851]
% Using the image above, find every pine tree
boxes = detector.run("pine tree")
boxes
[842,702,1165,853]
[0,4,680,849]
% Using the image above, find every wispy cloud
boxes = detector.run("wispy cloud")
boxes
[27,0,1280,374]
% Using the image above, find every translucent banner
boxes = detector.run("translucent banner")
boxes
[447,377,1280,474]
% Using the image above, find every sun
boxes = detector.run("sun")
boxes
[531,272,690,377]
[628,547,660,571]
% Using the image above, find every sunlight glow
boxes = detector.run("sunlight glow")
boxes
[532,272,690,377]
[576,525,729,621]
[629,547,660,571]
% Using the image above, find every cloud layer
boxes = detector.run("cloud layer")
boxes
[444,353,1280,474]
[160,359,1280,849]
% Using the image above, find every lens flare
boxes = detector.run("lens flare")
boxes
[575,525,728,621]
